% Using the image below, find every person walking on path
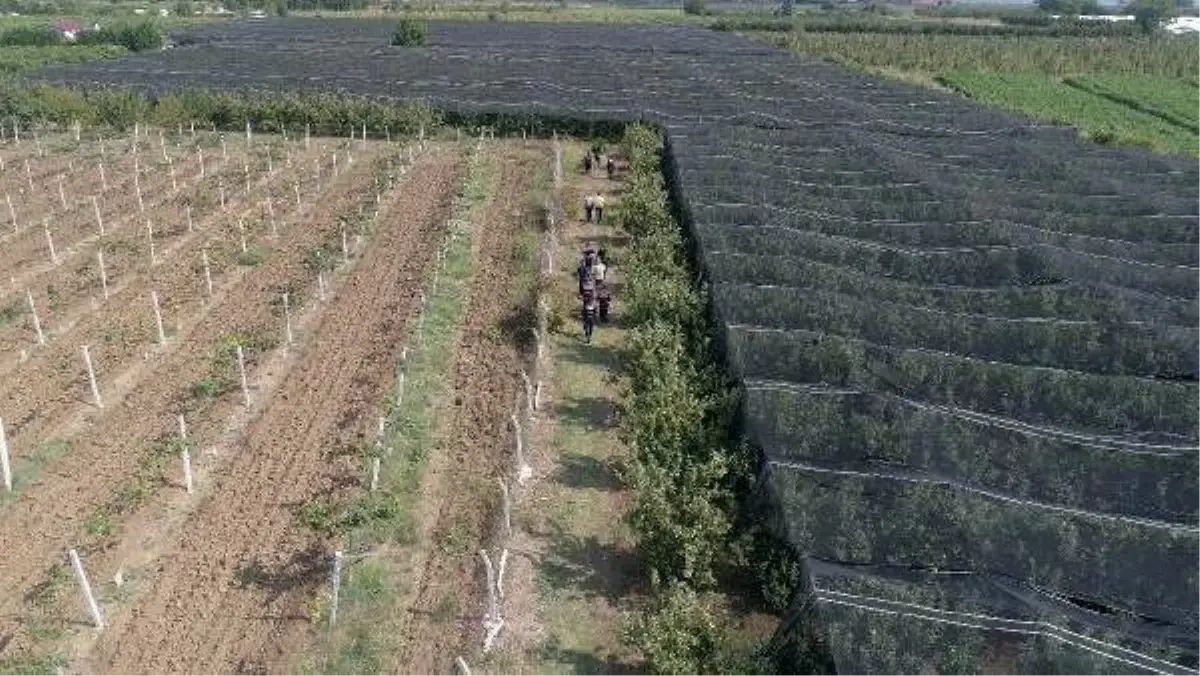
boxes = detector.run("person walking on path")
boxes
[594,193,606,223]
[583,193,596,223]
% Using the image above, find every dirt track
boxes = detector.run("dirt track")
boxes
[81,147,465,674]
[395,143,543,674]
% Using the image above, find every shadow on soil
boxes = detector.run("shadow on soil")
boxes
[232,544,329,602]
[538,638,641,676]
[555,452,623,491]
[556,395,619,432]
[540,530,640,604]
[554,334,621,371]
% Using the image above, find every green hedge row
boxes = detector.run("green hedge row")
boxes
[0,82,635,141]
[615,125,810,675]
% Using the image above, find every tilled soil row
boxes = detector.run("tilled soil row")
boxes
[0,140,208,284]
[86,147,465,674]
[0,136,142,235]
[396,143,542,674]
[0,142,355,461]
[0,139,338,380]
[0,143,405,653]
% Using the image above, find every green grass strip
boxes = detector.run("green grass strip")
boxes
[302,142,496,675]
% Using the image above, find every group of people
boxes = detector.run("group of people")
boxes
[576,243,611,344]
[583,192,606,223]
[583,150,621,180]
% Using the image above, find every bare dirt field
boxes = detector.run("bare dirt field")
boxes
[0,129,463,673]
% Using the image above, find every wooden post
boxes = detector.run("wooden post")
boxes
[282,293,293,346]
[135,173,144,214]
[97,251,108,300]
[68,549,104,629]
[0,417,11,492]
[236,345,249,407]
[151,291,166,345]
[330,550,344,626]
[178,414,192,494]
[83,345,102,408]
[499,478,511,537]
[92,196,104,236]
[202,249,213,298]
[146,220,157,266]
[43,219,57,265]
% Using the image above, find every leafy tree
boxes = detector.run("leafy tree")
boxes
[683,0,709,15]
[391,17,427,46]
[1036,0,1101,14]
[1125,0,1177,31]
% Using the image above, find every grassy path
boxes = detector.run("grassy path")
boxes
[479,142,644,674]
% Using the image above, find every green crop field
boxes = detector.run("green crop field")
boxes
[1065,73,1199,131]
[0,44,128,74]
[938,71,1198,156]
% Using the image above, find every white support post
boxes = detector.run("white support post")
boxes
[497,548,509,600]
[133,154,143,207]
[221,136,227,161]
[98,251,108,300]
[26,288,44,345]
[24,159,33,192]
[245,119,252,145]
[341,228,349,265]
[520,370,533,417]
[68,549,104,629]
[293,182,301,209]
[169,158,177,192]
[99,162,108,192]
[219,184,226,211]
[305,123,310,150]
[43,219,57,265]
[146,220,157,266]
[0,417,11,492]
[511,414,531,484]
[370,456,380,492]
[198,147,205,178]
[178,414,193,494]
[236,345,250,407]
[243,163,250,194]
[455,657,471,675]
[330,550,344,626]
[238,218,248,254]
[186,205,193,233]
[202,249,213,298]
[282,293,293,346]
[7,194,15,234]
[317,272,326,301]
[332,152,338,178]
[534,381,541,411]
[150,291,166,346]
[57,175,67,211]
[82,345,102,408]
[92,196,104,237]
[499,478,511,538]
